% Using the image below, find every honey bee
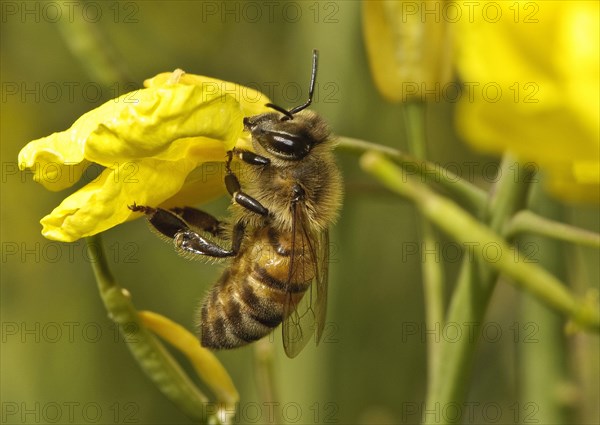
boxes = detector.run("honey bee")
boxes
[130,50,342,357]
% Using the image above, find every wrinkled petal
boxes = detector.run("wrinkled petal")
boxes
[17,89,137,191]
[41,158,183,241]
[17,142,90,191]
[20,70,272,241]
[145,72,270,118]
[85,85,244,165]
[40,137,234,241]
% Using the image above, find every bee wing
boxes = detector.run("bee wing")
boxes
[282,205,329,358]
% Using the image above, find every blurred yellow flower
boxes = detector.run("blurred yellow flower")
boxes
[362,0,599,202]
[19,70,270,241]
[362,0,453,102]
[454,1,599,203]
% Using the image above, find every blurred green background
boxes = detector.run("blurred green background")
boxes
[1,1,598,424]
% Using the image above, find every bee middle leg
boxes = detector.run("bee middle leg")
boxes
[129,203,243,258]
[225,149,270,216]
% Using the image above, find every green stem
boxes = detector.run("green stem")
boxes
[403,102,427,158]
[361,152,600,425]
[487,157,535,234]
[253,339,282,424]
[402,101,445,392]
[519,186,573,424]
[360,153,600,330]
[427,155,533,424]
[505,210,600,248]
[422,220,446,330]
[338,136,487,212]
[86,235,211,422]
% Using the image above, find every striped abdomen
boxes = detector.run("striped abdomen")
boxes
[199,226,314,349]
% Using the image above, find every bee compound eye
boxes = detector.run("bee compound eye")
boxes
[267,133,312,160]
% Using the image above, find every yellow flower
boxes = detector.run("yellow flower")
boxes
[454,1,599,203]
[362,1,599,202]
[362,0,453,102]
[19,70,271,241]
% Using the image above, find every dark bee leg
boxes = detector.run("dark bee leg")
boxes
[129,203,242,258]
[170,206,223,237]
[176,222,245,257]
[225,150,269,216]
[129,203,192,240]
[231,148,271,166]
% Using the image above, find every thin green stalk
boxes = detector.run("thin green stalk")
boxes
[253,339,282,424]
[361,151,600,424]
[505,210,600,248]
[403,102,427,158]
[338,136,487,212]
[86,235,211,422]
[421,220,445,331]
[423,155,534,424]
[360,153,600,330]
[487,157,536,234]
[402,101,445,392]
[519,186,573,425]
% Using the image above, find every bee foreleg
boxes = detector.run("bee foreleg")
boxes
[230,148,270,166]
[224,169,269,216]
[223,149,270,216]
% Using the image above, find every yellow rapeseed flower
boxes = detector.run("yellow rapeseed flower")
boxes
[362,0,453,102]
[362,0,599,202]
[454,1,599,203]
[19,70,271,241]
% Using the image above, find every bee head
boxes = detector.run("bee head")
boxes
[243,50,328,162]
[243,110,329,161]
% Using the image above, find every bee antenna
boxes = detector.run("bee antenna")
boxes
[288,49,318,116]
[265,102,294,119]
[262,50,319,121]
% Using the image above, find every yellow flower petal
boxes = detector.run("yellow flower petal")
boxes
[40,140,230,242]
[145,71,270,117]
[158,161,227,210]
[362,0,453,102]
[84,84,244,165]
[20,70,272,241]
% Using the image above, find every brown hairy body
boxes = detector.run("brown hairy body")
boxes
[200,110,343,350]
